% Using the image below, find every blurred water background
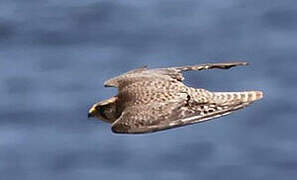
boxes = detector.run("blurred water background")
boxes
[1,0,297,179]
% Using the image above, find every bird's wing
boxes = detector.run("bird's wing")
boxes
[104,66,152,88]
[111,92,253,134]
[153,61,248,81]
[172,61,248,72]
[104,62,248,88]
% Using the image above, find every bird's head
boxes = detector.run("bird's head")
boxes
[88,96,119,123]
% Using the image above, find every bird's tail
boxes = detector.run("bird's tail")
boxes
[211,91,263,106]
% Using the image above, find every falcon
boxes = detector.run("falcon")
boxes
[88,62,263,134]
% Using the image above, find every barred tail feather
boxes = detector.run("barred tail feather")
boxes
[212,91,263,105]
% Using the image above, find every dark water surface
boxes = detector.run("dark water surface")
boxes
[1,0,297,179]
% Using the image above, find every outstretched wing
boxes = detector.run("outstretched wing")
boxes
[104,66,149,88]
[104,62,248,88]
[172,61,248,72]
[154,61,248,81]
[111,91,258,134]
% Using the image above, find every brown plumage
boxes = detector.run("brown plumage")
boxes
[88,62,263,134]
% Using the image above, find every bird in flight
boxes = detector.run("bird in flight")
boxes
[88,62,263,134]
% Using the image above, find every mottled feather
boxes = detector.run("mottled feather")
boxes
[89,61,263,134]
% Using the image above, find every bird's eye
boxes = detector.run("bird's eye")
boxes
[95,105,102,111]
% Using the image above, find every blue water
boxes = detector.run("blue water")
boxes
[1,0,297,179]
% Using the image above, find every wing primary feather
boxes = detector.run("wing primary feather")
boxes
[173,61,248,72]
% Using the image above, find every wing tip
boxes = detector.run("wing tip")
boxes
[224,61,249,68]
[241,61,249,66]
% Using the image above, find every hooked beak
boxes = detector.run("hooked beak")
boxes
[88,106,96,118]
[88,112,93,118]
